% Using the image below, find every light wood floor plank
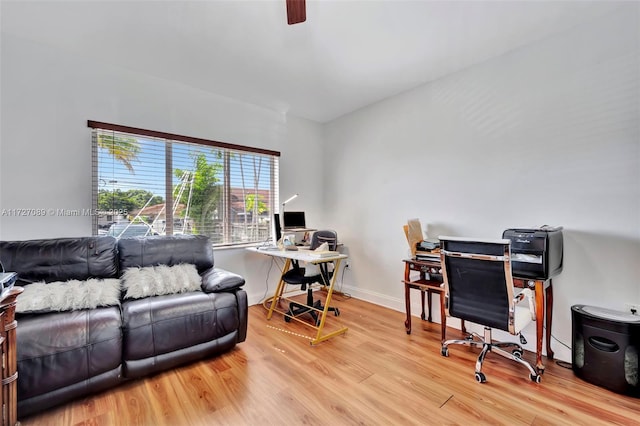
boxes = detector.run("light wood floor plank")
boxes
[19,296,640,425]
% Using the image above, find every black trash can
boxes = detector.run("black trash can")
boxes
[572,304,640,397]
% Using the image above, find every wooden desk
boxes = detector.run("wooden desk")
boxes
[403,257,553,372]
[248,247,348,345]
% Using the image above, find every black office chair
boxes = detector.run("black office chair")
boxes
[282,230,340,325]
[439,236,540,384]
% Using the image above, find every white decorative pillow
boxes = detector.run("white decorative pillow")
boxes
[122,263,202,300]
[17,278,121,314]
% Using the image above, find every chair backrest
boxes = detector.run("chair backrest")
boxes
[439,236,516,333]
[283,230,338,285]
[310,230,338,251]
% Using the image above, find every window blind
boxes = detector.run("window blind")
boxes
[89,121,280,246]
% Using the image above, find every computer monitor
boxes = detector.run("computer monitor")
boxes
[273,213,282,242]
[283,211,306,229]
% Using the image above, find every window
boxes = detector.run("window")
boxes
[89,121,280,246]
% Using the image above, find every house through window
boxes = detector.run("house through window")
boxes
[89,121,280,246]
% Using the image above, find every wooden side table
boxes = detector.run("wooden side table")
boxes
[0,287,22,426]
[403,258,465,342]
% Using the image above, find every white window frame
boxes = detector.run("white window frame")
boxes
[89,121,280,247]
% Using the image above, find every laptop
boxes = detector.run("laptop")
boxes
[282,211,308,232]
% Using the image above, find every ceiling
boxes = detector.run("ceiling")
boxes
[1,1,623,123]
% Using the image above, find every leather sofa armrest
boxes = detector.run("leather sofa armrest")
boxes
[236,289,248,343]
[201,267,245,293]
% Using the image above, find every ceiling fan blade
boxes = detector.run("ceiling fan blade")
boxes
[286,0,306,25]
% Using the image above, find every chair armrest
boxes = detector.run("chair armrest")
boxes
[513,288,536,320]
[201,267,245,293]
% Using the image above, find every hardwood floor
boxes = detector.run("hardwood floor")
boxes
[20,295,640,425]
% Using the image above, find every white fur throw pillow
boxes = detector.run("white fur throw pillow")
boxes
[16,279,121,314]
[122,263,202,300]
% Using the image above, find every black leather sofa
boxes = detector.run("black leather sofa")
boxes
[0,234,248,418]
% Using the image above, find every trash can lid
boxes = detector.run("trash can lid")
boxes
[581,305,640,323]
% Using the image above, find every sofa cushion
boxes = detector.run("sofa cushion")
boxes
[121,264,202,299]
[118,234,214,274]
[121,291,240,378]
[17,307,123,401]
[16,279,121,314]
[0,236,118,285]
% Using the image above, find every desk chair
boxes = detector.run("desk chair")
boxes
[282,230,340,325]
[439,236,540,384]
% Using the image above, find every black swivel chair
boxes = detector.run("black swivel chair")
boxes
[282,230,340,325]
[439,236,540,384]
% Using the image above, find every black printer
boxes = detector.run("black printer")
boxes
[502,227,564,280]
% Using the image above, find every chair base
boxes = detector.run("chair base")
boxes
[441,327,541,383]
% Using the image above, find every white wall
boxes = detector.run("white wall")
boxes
[323,6,640,362]
[0,33,324,304]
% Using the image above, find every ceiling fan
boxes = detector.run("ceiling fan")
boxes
[286,0,306,25]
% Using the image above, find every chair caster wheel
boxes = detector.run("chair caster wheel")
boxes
[530,374,541,383]
[441,347,449,357]
[284,311,292,322]
[512,349,523,358]
[475,372,487,383]
[334,308,340,316]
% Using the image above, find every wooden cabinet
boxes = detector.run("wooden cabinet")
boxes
[0,288,22,426]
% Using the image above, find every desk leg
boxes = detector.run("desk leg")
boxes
[438,289,446,343]
[420,291,432,322]
[312,259,348,345]
[404,263,412,334]
[420,291,431,322]
[267,258,291,320]
[534,280,545,372]
[546,280,554,360]
[404,282,412,334]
